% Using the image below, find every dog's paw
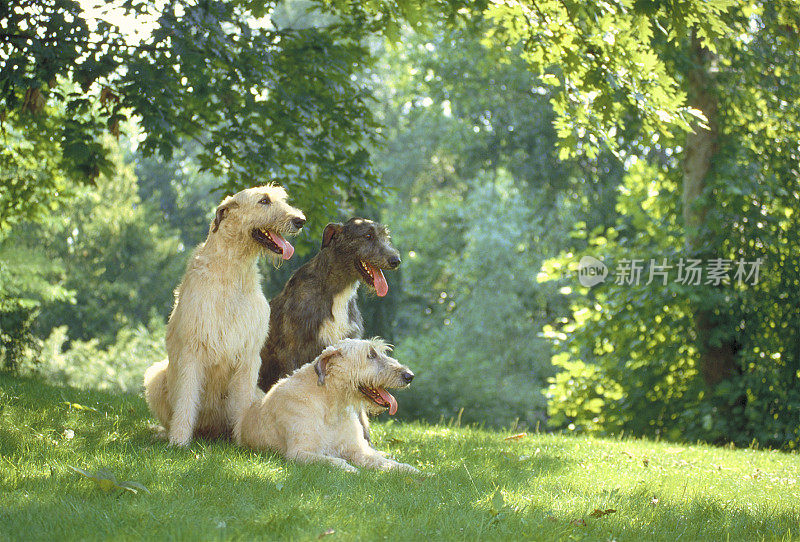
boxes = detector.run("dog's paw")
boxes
[384,460,419,473]
[340,463,359,474]
[148,423,167,440]
[168,430,192,447]
[397,463,420,474]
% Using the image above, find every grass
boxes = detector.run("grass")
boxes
[1,374,799,541]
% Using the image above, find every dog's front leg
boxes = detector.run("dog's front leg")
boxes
[349,448,419,473]
[291,450,359,473]
[358,408,371,443]
[227,359,259,442]
[168,357,205,447]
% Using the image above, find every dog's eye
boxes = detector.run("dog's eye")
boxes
[368,348,377,359]
[365,233,372,240]
[259,196,271,205]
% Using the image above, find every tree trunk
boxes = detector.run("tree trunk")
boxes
[682,34,737,388]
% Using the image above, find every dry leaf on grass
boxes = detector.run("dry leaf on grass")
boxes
[589,508,617,518]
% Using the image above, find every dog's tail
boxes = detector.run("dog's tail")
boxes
[144,359,171,429]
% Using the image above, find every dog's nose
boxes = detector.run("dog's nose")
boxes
[292,217,306,229]
[388,255,401,269]
[401,370,414,384]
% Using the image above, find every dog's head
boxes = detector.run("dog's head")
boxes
[211,185,305,260]
[313,338,414,415]
[321,218,401,297]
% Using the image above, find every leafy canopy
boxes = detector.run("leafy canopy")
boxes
[2,0,740,226]
[482,0,733,159]
[1,0,379,226]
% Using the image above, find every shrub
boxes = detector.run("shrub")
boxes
[32,318,166,392]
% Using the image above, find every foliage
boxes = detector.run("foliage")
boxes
[2,374,800,541]
[1,0,380,227]
[388,174,557,427]
[8,141,185,345]
[132,141,221,250]
[33,318,165,393]
[0,303,41,374]
[370,23,621,427]
[0,122,76,230]
[1,0,797,451]
[482,0,734,158]
[2,0,745,225]
[0,220,73,373]
[539,3,800,448]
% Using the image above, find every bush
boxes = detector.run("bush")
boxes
[32,318,166,392]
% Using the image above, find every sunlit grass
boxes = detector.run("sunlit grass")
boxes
[1,374,798,541]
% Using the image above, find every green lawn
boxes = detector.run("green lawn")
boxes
[1,374,798,541]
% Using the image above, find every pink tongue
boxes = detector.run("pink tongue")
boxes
[369,265,388,297]
[268,231,294,260]
[376,387,397,415]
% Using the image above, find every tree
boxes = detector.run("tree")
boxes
[365,22,626,426]
[1,0,380,227]
[3,0,740,225]
[542,2,800,446]
[9,139,186,346]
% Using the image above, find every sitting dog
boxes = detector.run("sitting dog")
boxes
[239,338,417,473]
[257,218,401,440]
[144,185,305,446]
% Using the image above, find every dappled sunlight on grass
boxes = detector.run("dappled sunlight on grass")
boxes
[2,374,799,541]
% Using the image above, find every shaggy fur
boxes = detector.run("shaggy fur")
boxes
[144,185,305,446]
[257,218,400,391]
[239,338,417,472]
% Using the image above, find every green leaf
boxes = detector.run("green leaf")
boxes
[489,489,505,516]
[69,466,149,495]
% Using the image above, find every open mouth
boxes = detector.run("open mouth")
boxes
[251,228,295,260]
[358,385,398,415]
[355,260,389,297]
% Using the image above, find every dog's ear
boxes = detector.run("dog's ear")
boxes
[212,197,238,233]
[322,222,344,248]
[314,346,341,386]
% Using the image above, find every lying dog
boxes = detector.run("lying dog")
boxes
[144,185,305,446]
[239,338,417,473]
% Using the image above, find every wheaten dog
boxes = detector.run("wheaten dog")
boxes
[144,185,305,446]
[239,338,417,473]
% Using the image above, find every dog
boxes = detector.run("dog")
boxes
[257,218,401,439]
[239,338,417,473]
[144,185,305,446]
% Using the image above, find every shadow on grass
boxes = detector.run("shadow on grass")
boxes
[506,495,800,541]
[3,374,796,540]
